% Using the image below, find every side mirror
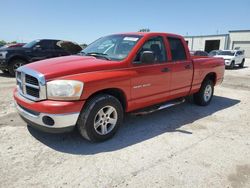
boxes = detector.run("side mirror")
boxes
[34,45,42,50]
[140,51,155,64]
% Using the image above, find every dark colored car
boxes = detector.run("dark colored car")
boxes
[208,50,222,57]
[190,50,209,56]
[0,39,82,76]
[1,43,26,49]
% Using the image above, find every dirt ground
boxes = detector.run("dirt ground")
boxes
[0,59,250,188]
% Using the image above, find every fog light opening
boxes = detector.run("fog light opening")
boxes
[42,116,55,126]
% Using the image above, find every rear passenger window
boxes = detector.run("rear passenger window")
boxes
[167,37,187,61]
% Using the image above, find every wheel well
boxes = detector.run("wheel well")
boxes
[9,56,28,64]
[87,88,127,110]
[204,72,216,85]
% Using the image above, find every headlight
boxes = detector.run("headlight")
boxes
[47,80,84,100]
[0,51,8,59]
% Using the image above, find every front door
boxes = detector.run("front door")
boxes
[31,40,55,61]
[131,36,172,108]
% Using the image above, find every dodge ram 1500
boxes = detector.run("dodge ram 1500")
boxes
[13,32,225,142]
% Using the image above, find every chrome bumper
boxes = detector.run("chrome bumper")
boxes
[15,102,79,130]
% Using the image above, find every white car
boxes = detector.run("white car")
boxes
[215,50,245,68]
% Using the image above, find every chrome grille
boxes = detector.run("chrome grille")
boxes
[25,74,39,85]
[16,67,46,101]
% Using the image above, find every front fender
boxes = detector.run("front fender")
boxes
[56,69,136,101]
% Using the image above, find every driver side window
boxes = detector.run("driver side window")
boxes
[134,36,167,63]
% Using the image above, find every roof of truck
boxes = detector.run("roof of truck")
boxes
[114,32,183,38]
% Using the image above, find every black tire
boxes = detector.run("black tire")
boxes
[77,94,124,142]
[239,59,245,68]
[194,79,214,106]
[229,61,235,69]
[8,59,26,76]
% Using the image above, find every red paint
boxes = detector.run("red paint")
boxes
[16,32,225,113]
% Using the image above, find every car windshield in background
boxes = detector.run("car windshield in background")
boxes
[23,40,40,48]
[81,35,142,61]
[218,51,235,56]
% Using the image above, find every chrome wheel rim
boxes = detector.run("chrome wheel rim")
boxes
[204,85,212,102]
[13,62,24,72]
[94,106,118,135]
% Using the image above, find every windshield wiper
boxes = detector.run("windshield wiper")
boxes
[85,52,111,60]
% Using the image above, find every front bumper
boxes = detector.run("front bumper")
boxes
[16,101,79,133]
[224,60,232,66]
[14,89,85,133]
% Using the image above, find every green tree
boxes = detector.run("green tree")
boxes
[80,43,88,49]
[0,40,7,46]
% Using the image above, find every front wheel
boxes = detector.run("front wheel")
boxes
[194,79,214,106]
[239,59,245,68]
[8,59,26,76]
[77,94,124,142]
[229,61,235,69]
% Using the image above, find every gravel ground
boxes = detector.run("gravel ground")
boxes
[0,59,250,188]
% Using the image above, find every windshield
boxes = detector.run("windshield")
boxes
[23,40,40,48]
[81,35,142,61]
[218,51,235,56]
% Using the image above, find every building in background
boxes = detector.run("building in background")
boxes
[184,30,250,57]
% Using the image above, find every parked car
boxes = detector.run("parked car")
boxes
[1,43,26,49]
[215,50,245,68]
[190,50,208,56]
[14,32,225,142]
[0,39,82,76]
[208,50,222,57]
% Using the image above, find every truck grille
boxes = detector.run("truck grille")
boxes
[25,74,39,85]
[16,67,46,101]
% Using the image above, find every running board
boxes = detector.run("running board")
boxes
[131,98,185,116]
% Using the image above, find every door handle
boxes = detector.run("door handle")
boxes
[184,64,191,69]
[161,67,170,72]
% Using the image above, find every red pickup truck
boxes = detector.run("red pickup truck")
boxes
[14,32,225,142]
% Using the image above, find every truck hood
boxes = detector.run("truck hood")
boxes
[215,55,234,59]
[0,47,27,52]
[26,55,124,80]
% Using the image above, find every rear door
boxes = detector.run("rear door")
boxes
[131,36,172,103]
[166,37,193,97]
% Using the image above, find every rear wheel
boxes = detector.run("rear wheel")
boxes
[77,94,124,142]
[194,79,214,106]
[8,59,26,76]
[239,59,245,68]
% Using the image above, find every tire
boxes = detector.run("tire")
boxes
[194,79,214,106]
[229,61,235,69]
[8,59,26,77]
[239,59,245,68]
[77,94,124,142]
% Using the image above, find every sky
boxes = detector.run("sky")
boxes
[1,0,250,44]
